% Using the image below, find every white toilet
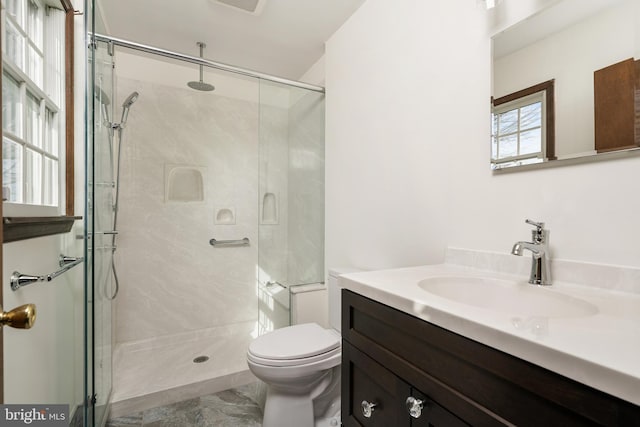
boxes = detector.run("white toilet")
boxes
[247,270,349,427]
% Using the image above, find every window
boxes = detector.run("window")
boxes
[491,80,555,170]
[2,0,65,216]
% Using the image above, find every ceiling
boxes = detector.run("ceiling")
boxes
[96,0,365,81]
[493,0,624,59]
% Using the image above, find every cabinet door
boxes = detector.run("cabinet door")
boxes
[408,389,469,427]
[594,58,638,152]
[342,341,409,426]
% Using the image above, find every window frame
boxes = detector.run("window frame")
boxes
[1,0,77,242]
[491,80,556,169]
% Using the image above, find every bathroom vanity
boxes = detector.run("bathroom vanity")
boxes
[339,264,640,426]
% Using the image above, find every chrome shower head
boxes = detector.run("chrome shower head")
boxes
[122,91,139,108]
[188,42,215,92]
[120,91,139,126]
[188,80,215,91]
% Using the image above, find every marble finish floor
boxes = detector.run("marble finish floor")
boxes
[106,385,262,427]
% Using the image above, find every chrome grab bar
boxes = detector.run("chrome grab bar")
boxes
[209,237,250,247]
[11,255,85,291]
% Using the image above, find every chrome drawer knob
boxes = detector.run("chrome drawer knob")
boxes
[361,400,378,418]
[406,396,424,418]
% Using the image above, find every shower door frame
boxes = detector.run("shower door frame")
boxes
[92,34,325,94]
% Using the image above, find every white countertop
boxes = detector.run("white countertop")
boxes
[340,263,640,406]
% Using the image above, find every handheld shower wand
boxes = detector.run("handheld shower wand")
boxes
[120,91,139,127]
[93,88,140,300]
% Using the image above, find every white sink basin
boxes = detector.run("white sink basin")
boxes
[418,276,598,318]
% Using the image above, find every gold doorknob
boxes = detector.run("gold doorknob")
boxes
[0,304,36,329]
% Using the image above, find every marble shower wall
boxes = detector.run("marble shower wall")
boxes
[287,90,325,286]
[114,76,264,343]
[112,60,325,344]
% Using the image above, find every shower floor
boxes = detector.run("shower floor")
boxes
[110,321,259,418]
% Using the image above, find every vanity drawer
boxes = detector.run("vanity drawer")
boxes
[342,289,640,426]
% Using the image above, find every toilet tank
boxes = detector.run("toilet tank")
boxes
[290,283,328,327]
[328,268,363,332]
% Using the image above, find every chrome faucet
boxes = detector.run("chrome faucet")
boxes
[511,219,552,286]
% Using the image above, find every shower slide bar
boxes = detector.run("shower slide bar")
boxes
[209,237,250,247]
[11,255,85,291]
[92,33,326,94]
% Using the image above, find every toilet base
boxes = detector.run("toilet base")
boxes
[262,389,315,427]
[260,367,340,427]
[262,392,341,427]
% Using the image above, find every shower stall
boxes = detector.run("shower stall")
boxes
[86,32,325,426]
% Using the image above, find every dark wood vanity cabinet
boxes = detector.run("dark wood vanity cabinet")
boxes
[341,290,640,427]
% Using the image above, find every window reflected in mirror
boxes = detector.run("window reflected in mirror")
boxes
[491,80,555,170]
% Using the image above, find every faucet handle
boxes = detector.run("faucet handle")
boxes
[525,219,545,230]
[525,219,547,243]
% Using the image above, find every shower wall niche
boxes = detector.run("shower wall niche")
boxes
[105,49,324,406]
[164,165,206,203]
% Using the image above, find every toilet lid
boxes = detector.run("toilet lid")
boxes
[248,323,340,360]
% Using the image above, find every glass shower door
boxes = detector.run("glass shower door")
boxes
[257,80,325,331]
[86,37,116,427]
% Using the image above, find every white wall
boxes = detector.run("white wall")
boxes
[2,235,83,406]
[325,0,640,273]
[1,4,86,413]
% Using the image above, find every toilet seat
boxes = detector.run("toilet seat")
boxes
[248,323,341,367]
[248,345,341,368]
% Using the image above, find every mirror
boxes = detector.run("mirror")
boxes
[491,0,640,171]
